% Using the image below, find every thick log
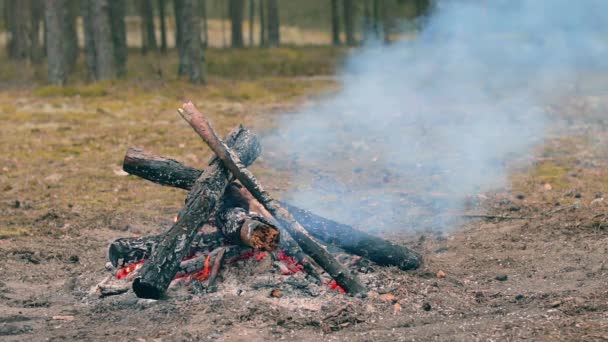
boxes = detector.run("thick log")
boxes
[122,151,422,270]
[132,125,261,299]
[108,230,224,267]
[178,102,367,295]
[216,206,280,251]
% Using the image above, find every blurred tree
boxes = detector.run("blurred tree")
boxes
[343,0,355,46]
[158,0,167,53]
[330,0,341,46]
[266,0,279,46]
[6,0,31,60]
[200,0,208,48]
[83,0,116,80]
[258,0,265,46]
[109,0,127,76]
[139,0,157,54]
[175,0,205,83]
[229,0,244,48]
[45,0,68,84]
[64,0,78,67]
[29,0,44,63]
[248,0,254,46]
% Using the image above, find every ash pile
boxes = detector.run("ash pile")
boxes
[96,102,422,300]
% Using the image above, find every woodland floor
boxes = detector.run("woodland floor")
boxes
[1,50,607,341]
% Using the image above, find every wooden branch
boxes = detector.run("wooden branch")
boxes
[132,125,261,299]
[206,247,226,292]
[121,150,422,270]
[178,102,367,295]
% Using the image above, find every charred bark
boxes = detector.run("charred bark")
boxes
[216,206,279,251]
[108,230,225,267]
[132,125,260,299]
[121,149,422,270]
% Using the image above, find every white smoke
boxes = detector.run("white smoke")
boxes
[263,0,608,233]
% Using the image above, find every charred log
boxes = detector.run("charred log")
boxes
[216,206,279,251]
[132,125,261,299]
[121,150,421,270]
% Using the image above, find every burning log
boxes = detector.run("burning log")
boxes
[132,125,261,299]
[108,230,224,267]
[216,206,279,251]
[178,102,368,296]
[121,151,422,270]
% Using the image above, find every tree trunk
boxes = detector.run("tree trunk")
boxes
[175,0,205,83]
[132,126,261,299]
[83,0,116,80]
[63,0,78,67]
[363,0,372,42]
[248,0,254,46]
[200,0,208,48]
[139,0,157,54]
[7,0,31,60]
[29,0,44,63]
[258,0,265,46]
[343,0,356,46]
[229,0,244,48]
[173,0,185,75]
[158,0,167,53]
[109,0,127,77]
[330,0,341,46]
[265,0,279,46]
[45,0,68,85]
[372,0,380,39]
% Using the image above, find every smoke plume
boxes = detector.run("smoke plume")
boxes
[264,0,608,233]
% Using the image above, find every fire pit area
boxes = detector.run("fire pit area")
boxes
[94,102,421,301]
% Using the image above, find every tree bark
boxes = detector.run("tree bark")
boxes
[109,230,225,267]
[229,0,244,48]
[29,0,44,63]
[121,148,422,271]
[7,0,31,60]
[200,0,208,48]
[158,0,167,53]
[178,102,368,296]
[216,206,279,251]
[330,0,341,46]
[258,0,265,46]
[139,0,157,54]
[265,0,279,46]
[174,0,205,83]
[83,0,116,80]
[45,0,68,85]
[109,0,127,76]
[343,0,356,46]
[248,0,254,46]
[63,0,78,67]
[132,125,261,299]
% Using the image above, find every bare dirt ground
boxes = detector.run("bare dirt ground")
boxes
[1,69,608,341]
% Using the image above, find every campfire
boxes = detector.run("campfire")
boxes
[97,102,421,299]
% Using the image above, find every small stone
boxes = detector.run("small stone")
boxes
[422,302,432,311]
[379,293,396,303]
[543,183,552,191]
[436,270,446,278]
[52,315,74,321]
[550,300,562,308]
[393,303,402,314]
[105,262,115,271]
[515,194,525,200]
[495,274,508,281]
[270,289,282,298]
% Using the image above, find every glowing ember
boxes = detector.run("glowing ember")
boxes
[329,280,346,294]
[192,255,212,281]
[255,252,267,261]
[116,260,144,279]
[277,250,303,275]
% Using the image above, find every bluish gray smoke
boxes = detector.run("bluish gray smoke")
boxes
[263,0,608,233]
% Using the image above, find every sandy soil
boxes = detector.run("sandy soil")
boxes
[1,83,607,341]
